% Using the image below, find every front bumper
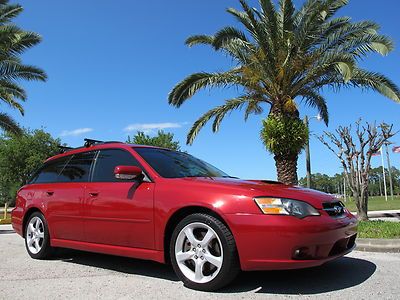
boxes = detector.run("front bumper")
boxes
[225,212,358,271]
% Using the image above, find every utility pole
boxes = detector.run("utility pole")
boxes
[385,142,394,200]
[304,115,311,189]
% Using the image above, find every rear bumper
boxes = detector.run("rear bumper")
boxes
[11,207,23,237]
[225,212,358,271]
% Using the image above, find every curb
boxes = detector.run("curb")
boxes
[356,238,400,253]
[0,218,11,224]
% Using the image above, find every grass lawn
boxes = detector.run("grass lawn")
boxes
[358,220,400,239]
[343,196,400,212]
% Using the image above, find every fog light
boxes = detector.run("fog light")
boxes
[293,247,312,260]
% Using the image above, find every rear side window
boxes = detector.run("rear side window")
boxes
[31,157,70,184]
[59,151,96,182]
[92,149,140,182]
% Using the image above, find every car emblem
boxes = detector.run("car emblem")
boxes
[333,205,343,214]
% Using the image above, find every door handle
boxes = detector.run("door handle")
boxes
[89,192,99,197]
[46,191,54,196]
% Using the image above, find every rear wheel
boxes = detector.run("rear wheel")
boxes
[170,213,240,291]
[25,212,53,259]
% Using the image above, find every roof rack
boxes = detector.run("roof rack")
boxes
[84,138,103,147]
[84,138,123,148]
[57,139,124,154]
[58,145,74,153]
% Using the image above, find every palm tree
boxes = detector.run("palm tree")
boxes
[0,0,47,135]
[168,0,400,185]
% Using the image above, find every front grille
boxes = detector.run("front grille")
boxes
[323,201,346,217]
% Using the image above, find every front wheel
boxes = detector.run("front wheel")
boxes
[170,213,240,291]
[25,212,53,259]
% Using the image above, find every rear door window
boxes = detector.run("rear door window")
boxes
[30,157,70,184]
[59,151,96,182]
[92,149,141,182]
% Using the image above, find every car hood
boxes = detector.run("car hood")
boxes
[178,177,338,209]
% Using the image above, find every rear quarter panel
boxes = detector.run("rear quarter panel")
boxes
[12,185,42,236]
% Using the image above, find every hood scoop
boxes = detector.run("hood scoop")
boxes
[260,180,283,185]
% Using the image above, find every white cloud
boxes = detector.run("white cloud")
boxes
[60,127,93,137]
[124,122,184,133]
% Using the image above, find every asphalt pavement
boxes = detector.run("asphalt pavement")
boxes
[1,224,399,299]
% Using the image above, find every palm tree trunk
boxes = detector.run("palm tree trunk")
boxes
[274,154,298,185]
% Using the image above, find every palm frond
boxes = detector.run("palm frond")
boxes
[278,0,295,34]
[0,112,22,135]
[5,31,42,55]
[0,3,22,23]
[0,90,24,114]
[259,0,278,36]
[168,71,243,107]
[297,89,329,124]
[212,26,248,50]
[185,35,214,47]
[350,68,400,102]
[320,0,348,21]
[187,96,263,144]
[0,61,47,81]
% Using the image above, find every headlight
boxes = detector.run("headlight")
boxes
[254,197,320,219]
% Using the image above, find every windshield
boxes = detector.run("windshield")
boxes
[133,147,230,178]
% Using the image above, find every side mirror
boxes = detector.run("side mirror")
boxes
[114,165,143,180]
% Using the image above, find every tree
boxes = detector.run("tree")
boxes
[368,166,400,196]
[168,0,400,185]
[0,0,47,135]
[299,172,336,193]
[127,130,181,151]
[0,128,60,205]
[318,121,395,220]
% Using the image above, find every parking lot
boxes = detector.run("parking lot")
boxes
[0,224,399,299]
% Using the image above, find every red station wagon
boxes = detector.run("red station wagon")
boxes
[12,139,358,291]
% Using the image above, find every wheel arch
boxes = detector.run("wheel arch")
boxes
[22,207,44,238]
[163,206,233,264]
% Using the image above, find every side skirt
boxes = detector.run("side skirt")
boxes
[51,238,165,264]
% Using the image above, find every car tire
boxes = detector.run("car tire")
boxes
[170,213,240,291]
[25,212,53,259]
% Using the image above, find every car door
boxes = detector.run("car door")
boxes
[83,148,154,249]
[36,151,95,241]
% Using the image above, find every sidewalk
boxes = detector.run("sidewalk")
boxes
[351,210,400,222]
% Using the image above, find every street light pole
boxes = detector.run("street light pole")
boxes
[304,115,312,189]
[303,114,322,189]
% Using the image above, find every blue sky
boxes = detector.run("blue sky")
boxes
[10,0,400,179]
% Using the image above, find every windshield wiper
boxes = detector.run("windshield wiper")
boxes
[221,175,239,179]
[184,175,215,180]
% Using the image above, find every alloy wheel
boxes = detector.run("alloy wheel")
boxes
[26,216,45,254]
[174,222,223,284]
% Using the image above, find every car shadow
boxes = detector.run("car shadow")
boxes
[54,248,179,282]
[221,257,376,294]
[55,249,376,294]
